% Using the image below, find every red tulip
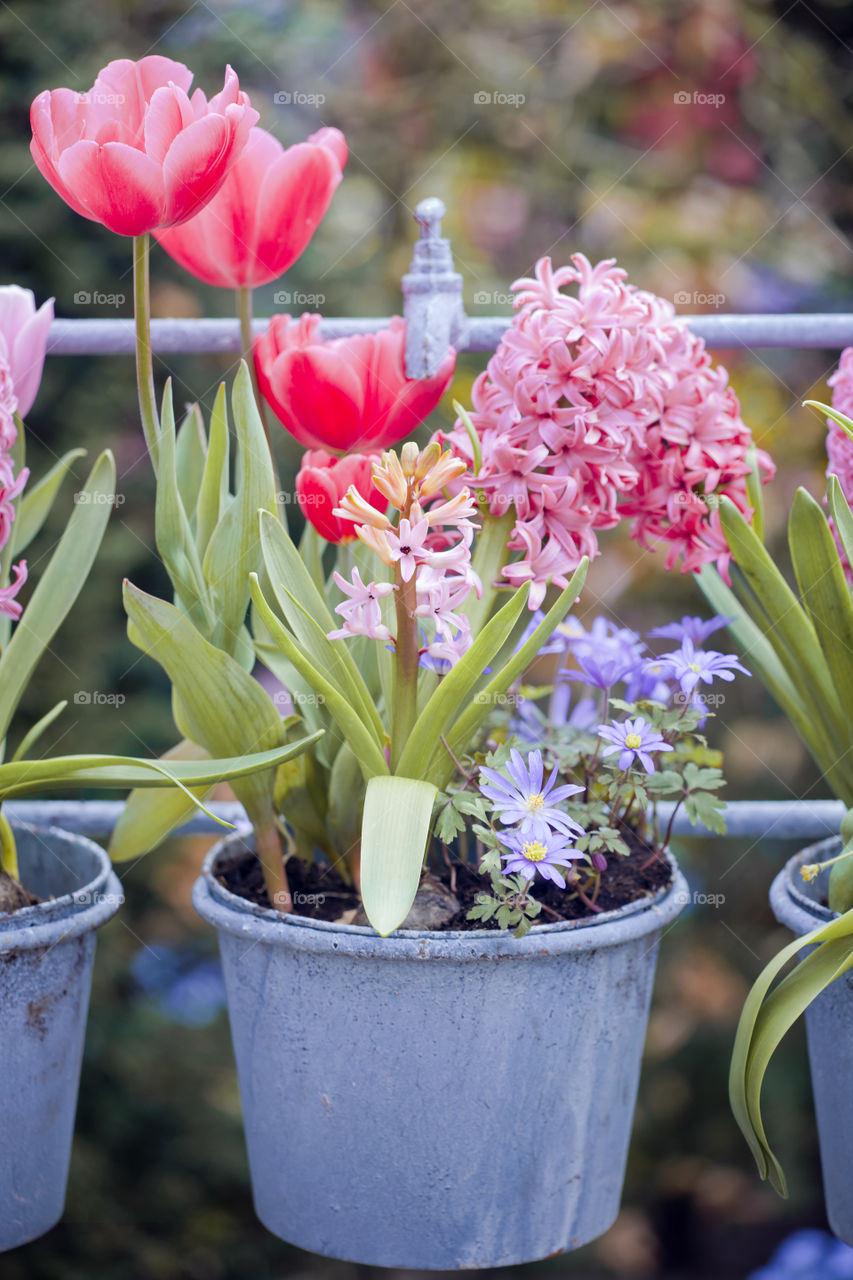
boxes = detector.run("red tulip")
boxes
[255,314,456,452]
[296,450,387,543]
[153,126,347,288]
[30,58,258,236]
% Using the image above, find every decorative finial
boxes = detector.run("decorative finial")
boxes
[414,197,446,240]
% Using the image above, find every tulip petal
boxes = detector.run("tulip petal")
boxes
[161,114,233,226]
[252,143,342,285]
[57,139,165,235]
[143,84,195,164]
[272,347,366,451]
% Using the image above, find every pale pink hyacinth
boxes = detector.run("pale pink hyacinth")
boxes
[437,254,774,607]
[0,349,29,619]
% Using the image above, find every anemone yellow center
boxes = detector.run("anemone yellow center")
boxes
[624,733,642,749]
[526,793,545,811]
[523,840,547,862]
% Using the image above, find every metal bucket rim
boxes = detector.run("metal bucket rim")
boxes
[770,837,841,938]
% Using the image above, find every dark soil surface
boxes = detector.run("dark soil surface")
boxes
[217,829,672,930]
[0,871,42,915]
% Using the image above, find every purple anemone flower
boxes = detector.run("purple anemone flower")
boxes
[479,748,583,836]
[500,826,586,888]
[659,638,751,696]
[649,614,734,645]
[596,716,674,774]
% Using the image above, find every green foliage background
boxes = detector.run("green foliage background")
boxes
[3,0,853,1275]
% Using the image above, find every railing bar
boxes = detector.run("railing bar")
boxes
[4,799,843,843]
[44,314,853,358]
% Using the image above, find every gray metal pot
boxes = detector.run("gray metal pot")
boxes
[0,823,123,1251]
[193,834,688,1269]
[770,838,853,1245]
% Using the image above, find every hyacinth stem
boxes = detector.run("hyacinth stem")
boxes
[0,808,18,881]
[465,507,516,637]
[132,234,160,470]
[391,564,419,771]
[255,817,291,914]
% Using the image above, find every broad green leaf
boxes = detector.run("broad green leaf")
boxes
[203,363,277,654]
[360,775,438,935]
[745,443,765,543]
[464,509,516,638]
[12,449,86,555]
[250,574,388,781]
[155,380,213,634]
[431,560,588,788]
[805,400,853,443]
[828,474,853,570]
[124,580,292,832]
[0,740,321,801]
[260,511,385,743]
[109,738,211,861]
[396,582,531,778]
[719,497,853,795]
[730,908,853,1195]
[196,383,230,559]
[0,450,116,745]
[789,487,853,730]
[175,402,207,527]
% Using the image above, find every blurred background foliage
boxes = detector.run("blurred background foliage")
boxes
[3,0,853,1275]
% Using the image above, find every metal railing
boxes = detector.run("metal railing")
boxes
[27,196,846,845]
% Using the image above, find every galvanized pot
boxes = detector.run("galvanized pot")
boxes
[770,838,853,1245]
[0,823,123,1251]
[193,834,688,1269]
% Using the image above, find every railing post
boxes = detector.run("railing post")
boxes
[402,197,468,378]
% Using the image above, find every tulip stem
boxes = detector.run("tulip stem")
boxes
[133,233,160,471]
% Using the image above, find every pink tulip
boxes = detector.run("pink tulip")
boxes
[154,126,347,289]
[255,314,456,453]
[30,57,258,236]
[296,449,387,544]
[0,286,54,419]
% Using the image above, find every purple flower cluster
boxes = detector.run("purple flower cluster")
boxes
[478,748,586,888]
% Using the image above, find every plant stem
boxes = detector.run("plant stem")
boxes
[391,564,419,771]
[464,507,516,637]
[256,819,291,913]
[133,233,160,470]
[0,808,18,880]
[237,284,281,510]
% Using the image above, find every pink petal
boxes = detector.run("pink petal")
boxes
[11,296,54,418]
[160,114,233,226]
[57,139,165,235]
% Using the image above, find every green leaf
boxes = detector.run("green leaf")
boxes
[804,400,853,443]
[827,474,853,576]
[730,909,853,1195]
[395,582,531,778]
[0,741,321,802]
[11,700,67,762]
[430,559,589,788]
[250,574,389,781]
[745,443,765,543]
[789,486,853,731]
[0,449,116,745]
[203,363,277,654]
[175,402,208,526]
[109,739,211,862]
[155,380,213,635]
[123,580,295,833]
[360,775,438,935]
[12,449,87,555]
[196,384,230,560]
[259,511,385,744]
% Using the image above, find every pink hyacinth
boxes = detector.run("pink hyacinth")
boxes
[0,347,31,619]
[825,347,853,582]
[437,254,774,607]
